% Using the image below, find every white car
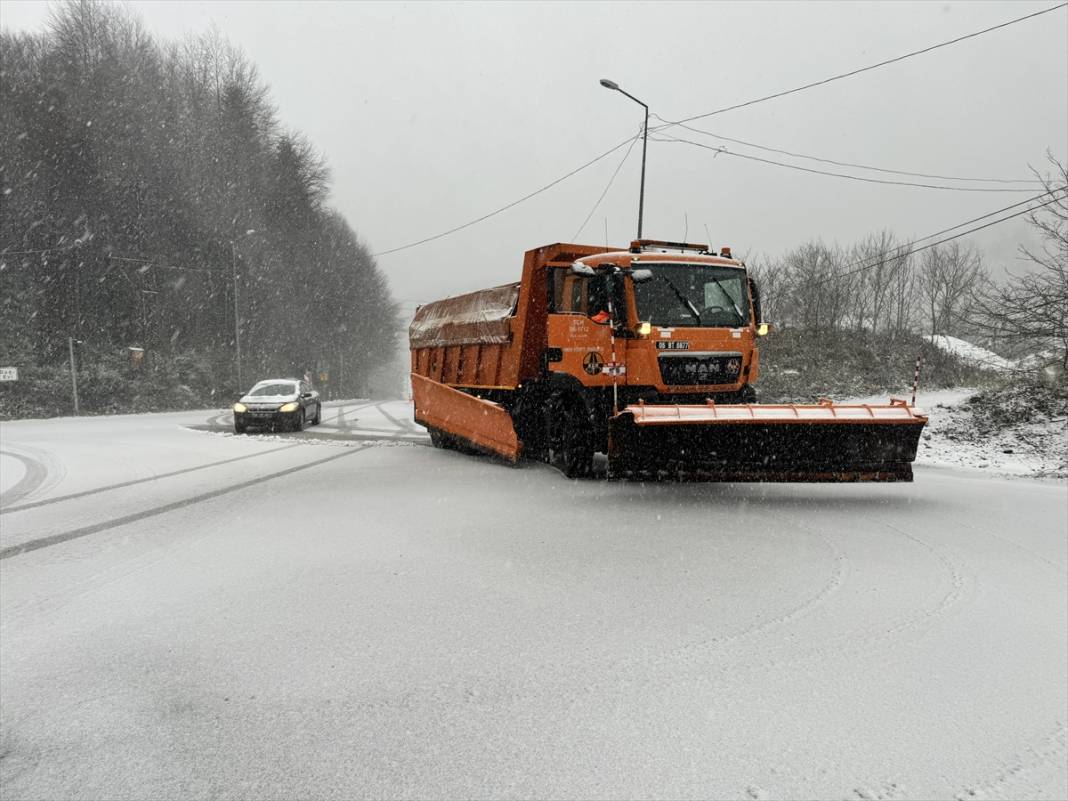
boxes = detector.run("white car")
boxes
[232,378,321,433]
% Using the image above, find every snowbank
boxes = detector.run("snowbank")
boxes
[848,386,1067,480]
[924,334,1015,372]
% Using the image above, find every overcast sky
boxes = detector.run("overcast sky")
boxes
[3,0,1066,311]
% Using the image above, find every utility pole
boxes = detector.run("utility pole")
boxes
[68,337,80,415]
[231,240,242,392]
[229,229,262,393]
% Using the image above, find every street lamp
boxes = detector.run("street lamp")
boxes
[67,337,82,415]
[231,228,257,392]
[600,78,648,239]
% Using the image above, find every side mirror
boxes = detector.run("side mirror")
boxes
[570,262,596,277]
[301,391,312,398]
[629,269,653,283]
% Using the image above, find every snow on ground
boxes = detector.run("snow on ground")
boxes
[919,388,1068,480]
[924,335,1015,372]
[842,387,1067,480]
[1,397,1065,800]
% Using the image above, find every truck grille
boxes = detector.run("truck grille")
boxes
[658,353,742,386]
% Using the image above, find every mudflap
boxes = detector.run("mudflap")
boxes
[607,400,927,482]
[411,373,521,462]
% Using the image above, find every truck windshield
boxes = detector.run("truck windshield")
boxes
[632,264,749,328]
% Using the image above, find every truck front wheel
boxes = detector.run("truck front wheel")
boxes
[546,395,593,479]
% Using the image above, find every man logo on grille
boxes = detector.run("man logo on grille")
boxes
[583,351,604,376]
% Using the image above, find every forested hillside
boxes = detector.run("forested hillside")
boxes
[0,1,398,416]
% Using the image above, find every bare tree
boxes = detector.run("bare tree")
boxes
[918,241,985,336]
[887,249,919,337]
[849,231,903,335]
[744,255,787,327]
[971,153,1068,370]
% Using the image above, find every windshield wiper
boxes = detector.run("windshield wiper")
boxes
[707,276,745,324]
[657,276,702,325]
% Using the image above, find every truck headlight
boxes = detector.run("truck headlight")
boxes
[279,402,299,413]
[233,402,247,412]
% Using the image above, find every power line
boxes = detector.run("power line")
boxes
[653,134,1041,192]
[815,189,1067,285]
[652,3,1068,131]
[653,115,1043,185]
[373,134,637,257]
[1,250,229,274]
[107,254,224,274]
[572,129,643,241]
[0,248,55,256]
[367,5,1064,258]
[881,187,1067,247]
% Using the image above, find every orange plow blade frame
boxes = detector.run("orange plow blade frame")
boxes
[411,373,521,462]
[608,399,928,482]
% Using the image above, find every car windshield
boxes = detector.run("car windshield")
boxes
[632,263,749,328]
[249,382,297,397]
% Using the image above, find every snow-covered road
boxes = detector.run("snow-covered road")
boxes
[1,400,1065,800]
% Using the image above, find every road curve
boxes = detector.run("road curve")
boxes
[0,404,1065,800]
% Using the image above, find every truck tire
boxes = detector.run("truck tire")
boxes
[429,427,446,448]
[547,395,593,479]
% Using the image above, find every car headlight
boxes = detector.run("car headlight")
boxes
[279,402,300,413]
[233,402,247,413]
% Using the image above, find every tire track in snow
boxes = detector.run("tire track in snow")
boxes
[598,508,975,684]
[638,510,850,666]
[0,443,300,514]
[954,724,1068,801]
[0,445,369,561]
[736,519,974,671]
[208,410,232,428]
[375,401,420,432]
[584,503,850,694]
[0,441,379,631]
[0,449,50,509]
[325,399,378,428]
[947,516,1065,575]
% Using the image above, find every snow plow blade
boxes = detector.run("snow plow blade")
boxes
[411,373,521,462]
[608,400,927,482]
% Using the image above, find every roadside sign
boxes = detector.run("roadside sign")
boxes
[0,367,18,382]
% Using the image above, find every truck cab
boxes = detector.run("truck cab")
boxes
[545,239,764,409]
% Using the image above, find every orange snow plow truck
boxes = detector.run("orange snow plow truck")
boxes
[409,239,927,481]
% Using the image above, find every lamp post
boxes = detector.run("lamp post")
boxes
[231,228,257,392]
[600,78,648,239]
[67,337,81,415]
